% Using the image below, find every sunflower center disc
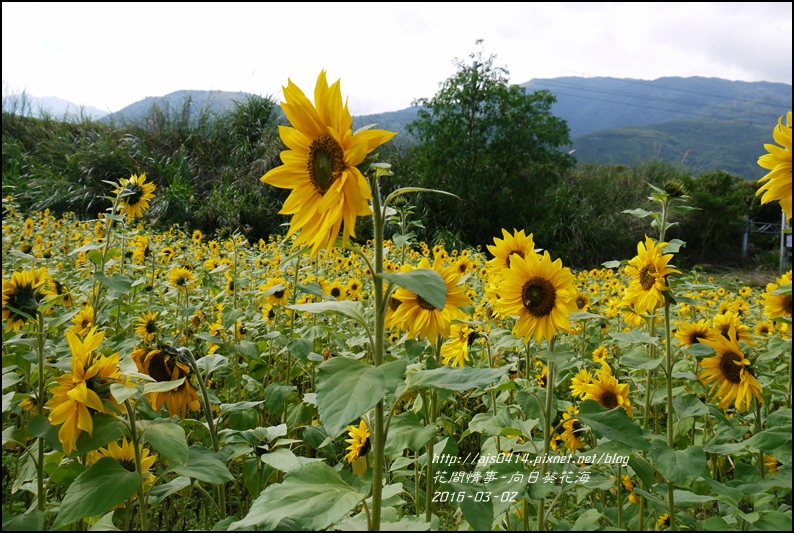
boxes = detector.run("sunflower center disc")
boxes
[119,458,137,473]
[147,351,176,382]
[521,276,556,317]
[783,295,792,315]
[145,320,158,334]
[719,351,744,384]
[416,295,438,311]
[389,297,402,311]
[124,184,144,205]
[308,135,345,195]
[639,263,658,291]
[600,391,619,410]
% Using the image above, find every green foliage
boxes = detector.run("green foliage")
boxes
[2,93,285,241]
[404,43,575,246]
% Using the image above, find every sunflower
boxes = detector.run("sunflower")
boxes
[115,173,156,220]
[761,286,792,321]
[569,368,594,399]
[486,229,536,275]
[135,310,160,343]
[69,305,95,336]
[560,405,585,452]
[756,111,792,221]
[2,266,55,331]
[387,257,472,342]
[260,278,290,306]
[581,366,634,417]
[46,328,123,455]
[260,71,396,257]
[674,319,718,348]
[591,346,609,364]
[573,290,591,311]
[656,513,670,530]
[697,327,763,412]
[712,311,752,344]
[168,266,195,293]
[624,236,680,315]
[344,419,370,475]
[87,437,157,505]
[131,346,201,419]
[494,249,577,345]
[440,323,477,367]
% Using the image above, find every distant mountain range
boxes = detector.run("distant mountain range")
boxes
[2,91,108,120]
[5,76,790,179]
[353,76,791,179]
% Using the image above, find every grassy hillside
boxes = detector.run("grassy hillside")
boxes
[569,118,771,179]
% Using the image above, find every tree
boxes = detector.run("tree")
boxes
[405,43,575,246]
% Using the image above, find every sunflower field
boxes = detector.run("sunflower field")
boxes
[1,74,792,531]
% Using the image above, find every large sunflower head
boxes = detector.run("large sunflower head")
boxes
[46,327,123,455]
[2,267,55,331]
[387,257,472,343]
[115,173,156,220]
[697,327,764,412]
[624,236,680,315]
[493,249,577,345]
[756,111,792,221]
[260,71,397,257]
[761,284,792,321]
[131,346,200,419]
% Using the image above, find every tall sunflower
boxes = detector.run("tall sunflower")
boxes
[624,236,680,315]
[387,257,472,343]
[560,405,585,452]
[761,282,792,321]
[756,111,792,221]
[46,328,123,455]
[494,249,577,345]
[697,327,763,412]
[344,419,370,475]
[2,266,55,331]
[260,71,396,256]
[115,173,156,220]
[131,346,200,419]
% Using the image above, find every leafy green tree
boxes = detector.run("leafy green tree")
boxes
[405,43,575,246]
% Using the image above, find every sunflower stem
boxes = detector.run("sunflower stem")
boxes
[123,399,149,531]
[35,310,46,512]
[664,296,677,531]
[538,336,556,531]
[369,172,386,532]
[183,348,226,519]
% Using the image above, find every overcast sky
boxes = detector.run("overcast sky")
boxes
[2,2,792,116]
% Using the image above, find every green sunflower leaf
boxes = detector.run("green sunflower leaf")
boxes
[229,461,365,531]
[379,268,447,311]
[287,300,366,324]
[650,442,707,484]
[51,457,140,529]
[170,446,234,484]
[406,366,508,392]
[316,357,386,437]
[576,400,649,450]
[141,420,189,466]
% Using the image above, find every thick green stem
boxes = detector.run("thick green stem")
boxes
[123,399,149,531]
[36,311,46,512]
[183,348,226,519]
[538,336,556,531]
[369,174,386,531]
